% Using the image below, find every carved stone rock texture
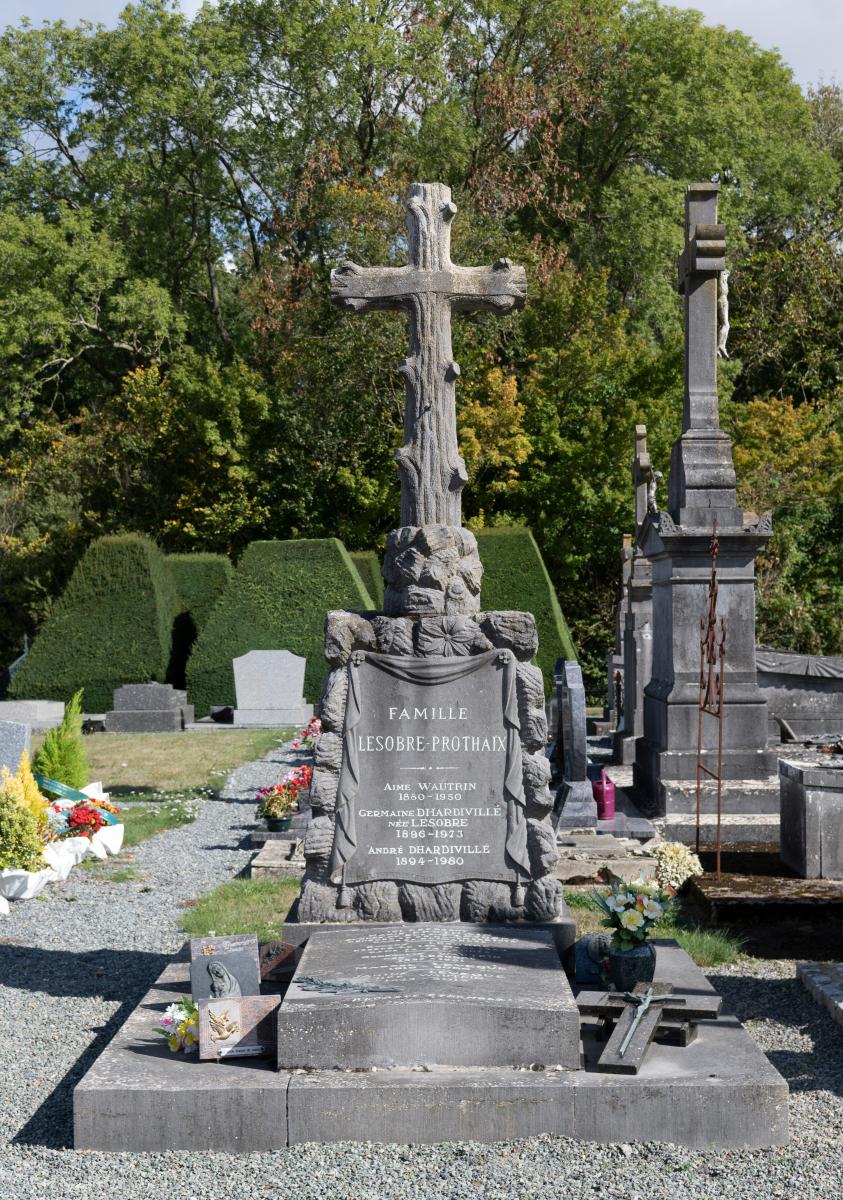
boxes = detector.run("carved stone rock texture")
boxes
[318,668,348,732]
[398,881,462,922]
[313,730,343,773]
[415,615,492,658]
[352,881,402,922]
[383,525,483,617]
[324,610,377,667]
[371,615,414,656]
[524,875,563,921]
[309,766,339,815]
[303,815,335,867]
[516,662,548,752]
[479,611,539,661]
[522,750,553,817]
[527,818,559,875]
[298,879,356,923]
[461,880,524,924]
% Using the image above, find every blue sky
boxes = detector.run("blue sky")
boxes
[3,1,841,90]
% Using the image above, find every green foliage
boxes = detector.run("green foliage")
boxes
[168,554,234,632]
[475,527,576,693]
[10,535,180,712]
[181,876,302,943]
[186,538,375,715]
[0,788,44,871]
[349,551,384,608]
[32,688,89,789]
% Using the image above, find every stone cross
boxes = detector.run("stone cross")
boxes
[677,183,726,433]
[331,182,526,528]
[632,424,653,535]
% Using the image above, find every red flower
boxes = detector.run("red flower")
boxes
[68,804,106,835]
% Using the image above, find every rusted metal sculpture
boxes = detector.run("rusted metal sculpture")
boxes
[695,522,728,876]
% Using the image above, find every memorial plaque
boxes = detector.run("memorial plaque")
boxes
[198,995,281,1061]
[329,648,530,890]
[189,934,261,1001]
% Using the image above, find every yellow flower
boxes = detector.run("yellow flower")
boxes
[168,1035,179,1052]
[620,909,645,930]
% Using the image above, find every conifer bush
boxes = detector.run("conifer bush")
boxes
[167,554,234,631]
[475,527,577,694]
[349,551,384,608]
[10,534,180,712]
[33,690,89,789]
[186,539,375,716]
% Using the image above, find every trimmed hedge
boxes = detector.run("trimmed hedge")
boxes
[186,539,375,716]
[475,527,577,694]
[10,534,180,712]
[350,550,384,608]
[168,553,234,632]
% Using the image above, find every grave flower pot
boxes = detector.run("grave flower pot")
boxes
[0,866,54,901]
[266,817,293,833]
[61,836,93,865]
[42,841,76,881]
[607,941,657,991]
[92,823,124,856]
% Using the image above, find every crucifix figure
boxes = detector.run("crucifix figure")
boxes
[331,183,527,529]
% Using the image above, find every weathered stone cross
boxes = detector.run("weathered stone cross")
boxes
[632,424,653,534]
[676,183,726,433]
[331,182,526,529]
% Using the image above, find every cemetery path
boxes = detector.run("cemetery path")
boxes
[1,743,843,1199]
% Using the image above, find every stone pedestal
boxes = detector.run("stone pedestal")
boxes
[276,924,581,1071]
[104,684,193,734]
[633,517,774,806]
[780,759,843,878]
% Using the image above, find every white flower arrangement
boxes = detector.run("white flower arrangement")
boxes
[593,876,676,949]
[653,842,704,891]
[157,997,199,1053]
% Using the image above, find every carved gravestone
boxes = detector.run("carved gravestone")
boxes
[0,719,29,774]
[553,660,597,829]
[293,184,566,930]
[232,650,313,727]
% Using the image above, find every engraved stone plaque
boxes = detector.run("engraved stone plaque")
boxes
[198,995,281,1061]
[329,649,530,889]
[189,934,261,1001]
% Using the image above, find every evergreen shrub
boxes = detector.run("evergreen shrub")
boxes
[349,551,384,608]
[0,788,44,871]
[186,539,375,716]
[167,554,234,688]
[10,534,180,712]
[33,689,89,788]
[475,527,577,694]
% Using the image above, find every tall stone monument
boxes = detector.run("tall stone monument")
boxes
[292,183,567,933]
[606,535,633,729]
[613,425,654,764]
[634,183,773,806]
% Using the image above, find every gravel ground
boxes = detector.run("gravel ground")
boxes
[2,743,843,1200]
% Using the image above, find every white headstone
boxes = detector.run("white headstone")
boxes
[232,650,313,727]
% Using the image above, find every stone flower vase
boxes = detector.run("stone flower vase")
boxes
[608,939,657,991]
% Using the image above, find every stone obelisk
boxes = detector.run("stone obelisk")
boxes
[633,184,773,808]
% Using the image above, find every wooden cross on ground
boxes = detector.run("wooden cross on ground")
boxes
[331,182,526,529]
[576,981,722,1074]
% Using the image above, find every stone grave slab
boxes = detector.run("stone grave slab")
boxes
[798,962,843,1035]
[0,700,64,729]
[73,942,788,1151]
[232,649,313,726]
[276,923,581,1070]
[0,719,30,773]
[104,683,194,733]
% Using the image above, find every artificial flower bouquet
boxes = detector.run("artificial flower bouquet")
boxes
[255,765,312,821]
[593,876,676,949]
[653,842,704,891]
[291,717,322,752]
[158,997,199,1053]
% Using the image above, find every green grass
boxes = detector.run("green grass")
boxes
[563,886,745,968]
[79,862,143,883]
[181,878,302,944]
[119,795,199,847]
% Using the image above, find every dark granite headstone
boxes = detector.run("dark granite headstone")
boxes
[779,759,843,878]
[276,923,580,1070]
[554,660,597,829]
[189,934,261,1001]
[104,683,194,733]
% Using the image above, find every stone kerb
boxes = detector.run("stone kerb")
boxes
[296,608,563,926]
